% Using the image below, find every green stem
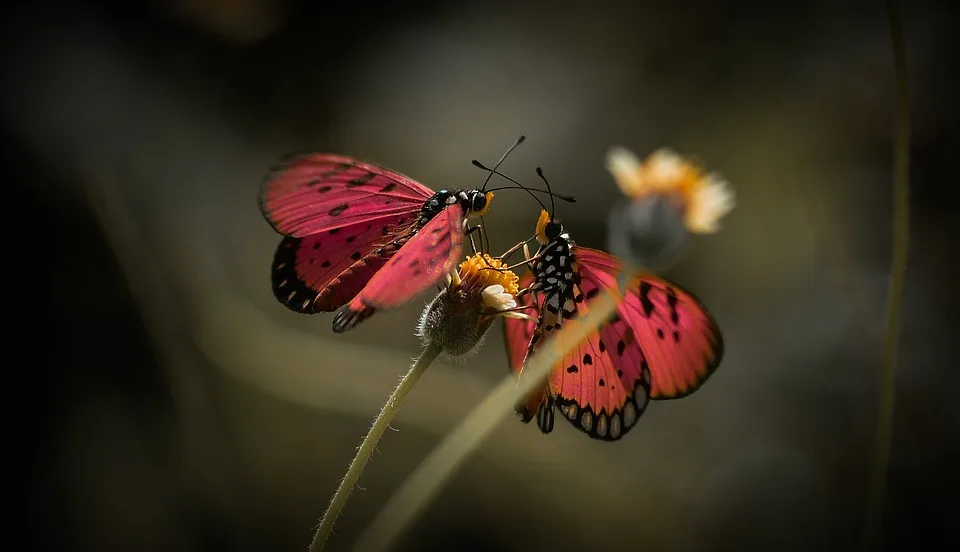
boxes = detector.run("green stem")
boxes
[351,274,633,552]
[864,0,910,549]
[309,342,443,552]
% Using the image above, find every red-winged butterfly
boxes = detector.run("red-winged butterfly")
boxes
[259,136,557,333]
[502,170,724,441]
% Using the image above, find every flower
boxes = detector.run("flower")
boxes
[448,253,530,319]
[419,252,532,359]
[605,147,735,234]
[481,284,517,312]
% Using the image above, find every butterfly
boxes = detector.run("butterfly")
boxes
[258,137,547,333]
[502,170,724,441]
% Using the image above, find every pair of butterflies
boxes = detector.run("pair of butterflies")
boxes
[259,148,723,442]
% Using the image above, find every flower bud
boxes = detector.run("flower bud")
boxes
[416,253,530,360]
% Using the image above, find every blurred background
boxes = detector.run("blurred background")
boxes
[4,0,957,551]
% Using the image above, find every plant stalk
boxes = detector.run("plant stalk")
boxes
[351,282,627,552]
[864,0,910,549]
[310,342,443,552]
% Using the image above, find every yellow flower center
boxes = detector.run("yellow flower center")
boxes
[457,253,519,296]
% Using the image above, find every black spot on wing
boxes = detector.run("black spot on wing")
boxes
[639,281,655,317]
[667,288,680,324]
[346,172,376,188]
[329,204,348,216]
[321,163,353,178]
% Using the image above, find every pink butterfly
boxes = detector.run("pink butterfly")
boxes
[503,204,724,441]
[260,140,525,333]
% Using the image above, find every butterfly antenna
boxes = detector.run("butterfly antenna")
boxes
[535,167,557,218]
[483,181,576,203]
[473,159,551,213]
[476,162,576,204]
[480,135,526,192]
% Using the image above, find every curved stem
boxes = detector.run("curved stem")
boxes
[864,0,910,549]
[351,273,633,552]
[309,342,442,552]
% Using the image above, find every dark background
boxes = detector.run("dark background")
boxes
[4,1,957,551]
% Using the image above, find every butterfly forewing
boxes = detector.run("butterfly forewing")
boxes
[260,153,431,237]
[574,247,723,399]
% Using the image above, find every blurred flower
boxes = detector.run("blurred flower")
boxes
[606,147,735,234]
[418,253,532,359]
[605,147,735,270]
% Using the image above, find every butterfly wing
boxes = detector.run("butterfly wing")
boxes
[331,205,467,333]
[503,271,538,374]
[573,246,724,400]
[501,271,550,423]
[271,214,417,313]
[526,278,652,441]
[260,153,431,238]
[262,153,431,313]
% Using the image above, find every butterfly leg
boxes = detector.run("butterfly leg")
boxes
[466,224,481,256]
[490,253,545,273]
[497,237,533,263]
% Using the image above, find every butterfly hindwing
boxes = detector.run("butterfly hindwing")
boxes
[573,246,724,399]
[260,153,431,238]
[332,205,466,332]
[271,213,417,313]
[529,277,652,441]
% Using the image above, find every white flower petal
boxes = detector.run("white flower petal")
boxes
[606,146,642,175]
[686,173,736,234]
[605,146,644,197]
[481,285,517,312]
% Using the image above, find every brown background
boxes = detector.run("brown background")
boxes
[4,1,957,551]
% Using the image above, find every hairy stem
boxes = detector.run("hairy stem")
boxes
[351,279,630,552]
[310,342,443,552]
[864,0,911,549]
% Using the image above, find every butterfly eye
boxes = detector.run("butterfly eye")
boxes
[545,221,562,240]
[471,193,487,212]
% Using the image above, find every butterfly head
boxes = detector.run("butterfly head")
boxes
[461,189,495,218]
[535,209,564,245]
